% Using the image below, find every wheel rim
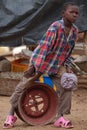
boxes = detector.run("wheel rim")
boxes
[18,82,58,125]
[15,107,24,122]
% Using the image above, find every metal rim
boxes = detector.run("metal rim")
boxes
[18,82,58,125]
[15,107,25,122]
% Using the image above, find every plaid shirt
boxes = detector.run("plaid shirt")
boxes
[30,19,78,75]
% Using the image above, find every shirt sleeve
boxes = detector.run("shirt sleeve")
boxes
[30,22,58,73]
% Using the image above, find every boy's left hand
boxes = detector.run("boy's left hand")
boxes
[66,67,74,73]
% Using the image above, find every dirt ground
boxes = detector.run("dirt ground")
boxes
[0,88,87,130]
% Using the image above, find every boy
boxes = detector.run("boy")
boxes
[3,2,79,129]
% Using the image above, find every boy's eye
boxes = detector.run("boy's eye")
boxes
[69,11,78,15]
[75,12,79,15]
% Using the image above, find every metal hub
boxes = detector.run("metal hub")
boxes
[22,88,49,117]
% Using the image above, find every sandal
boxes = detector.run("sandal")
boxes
[54,116,74,129]
[3,115,17,129]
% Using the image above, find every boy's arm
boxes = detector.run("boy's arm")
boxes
[27,71,42,83]
[30,22,59,73]
[24,71,43,89]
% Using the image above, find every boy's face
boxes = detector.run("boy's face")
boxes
[63,5,79,23]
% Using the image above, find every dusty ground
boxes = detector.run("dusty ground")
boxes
[0,88,87,130]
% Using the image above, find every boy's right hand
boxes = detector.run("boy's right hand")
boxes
[28,71,42,82]
[24,65,35,78]
[24,71,43,89]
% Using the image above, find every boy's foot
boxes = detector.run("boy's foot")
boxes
[54,116,74,129]
[3,115,17,129]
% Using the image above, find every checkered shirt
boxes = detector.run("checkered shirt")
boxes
[30,19,78,75]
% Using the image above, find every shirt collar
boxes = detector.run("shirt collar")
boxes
[59,18,75,30]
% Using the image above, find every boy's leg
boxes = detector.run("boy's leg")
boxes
[51,75,73,128]
[10,64,35,109]
[50,75,72,116]
[3,65,35,128]
[9,77,28,108]
[58,87,72,115]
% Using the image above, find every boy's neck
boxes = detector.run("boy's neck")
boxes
[63,18,72,28]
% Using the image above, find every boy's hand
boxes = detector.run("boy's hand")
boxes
[29,71,42,81]
[66,67,74,73]
[24,71,42,88]
[24,65,35,78]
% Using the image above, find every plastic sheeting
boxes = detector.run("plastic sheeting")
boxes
[0,0,87,46]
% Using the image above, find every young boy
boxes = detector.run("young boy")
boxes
[3,2,79,129]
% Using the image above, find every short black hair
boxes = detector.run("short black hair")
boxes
[62,2,78,12]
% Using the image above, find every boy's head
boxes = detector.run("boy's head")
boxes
[62,2,79,23]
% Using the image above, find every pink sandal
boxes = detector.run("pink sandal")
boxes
[54,116,74,129]
[3,115,17,129]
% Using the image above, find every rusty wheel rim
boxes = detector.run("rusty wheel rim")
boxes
[15,107,25,122]
[18,82,58,125]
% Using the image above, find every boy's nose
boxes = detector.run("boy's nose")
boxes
[73,13,78,19]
